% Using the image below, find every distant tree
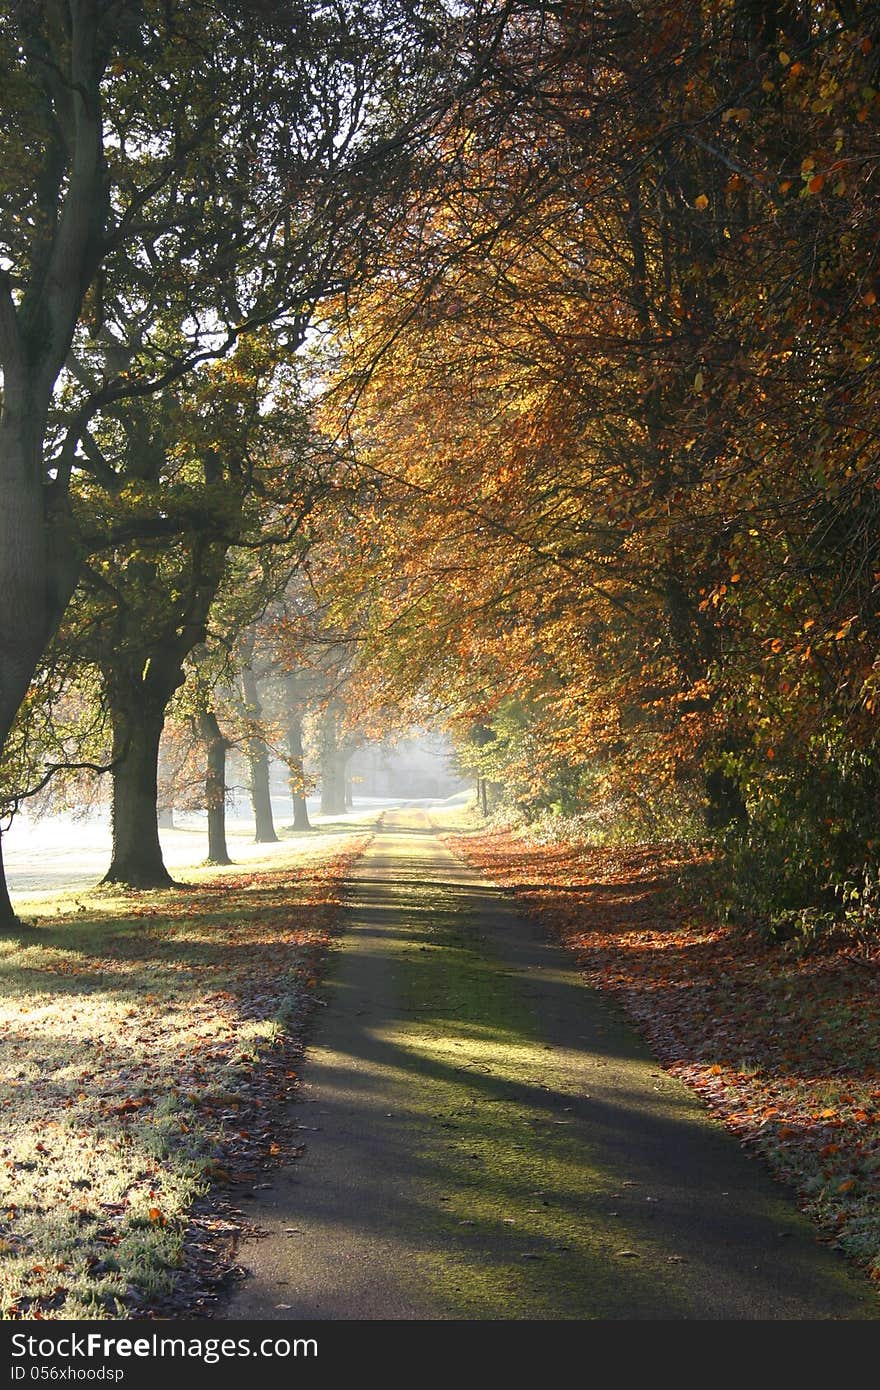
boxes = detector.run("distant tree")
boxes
[237,629,280,845]
[36,337,319,888]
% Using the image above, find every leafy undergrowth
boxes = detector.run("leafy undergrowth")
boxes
[0,834,369,1319]
[448,828,880,1288]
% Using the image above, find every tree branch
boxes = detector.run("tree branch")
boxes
[2,753,122,822]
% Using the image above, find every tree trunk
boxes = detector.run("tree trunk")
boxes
[249,746,277,843]
[200,709,231,865]
[320,751,347,816]
[287,704,311,831]
[320,765,343,815]
[318,705,348,816]
[0,427,81,912]
[0,2,108,914]
[704,765,748,830]
[0,0,103,744]
[0,831,20,929]
[0,435,54,743]
[103,694,174,889]
[157,743,176,829]
[479,778,488,817]
[241,666,278,843]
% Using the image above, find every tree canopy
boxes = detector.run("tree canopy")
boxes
[2,0,880,933]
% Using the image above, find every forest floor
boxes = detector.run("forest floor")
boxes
[0,825,369,1319]
[222,807,876,1320]
[448,824,880,1291]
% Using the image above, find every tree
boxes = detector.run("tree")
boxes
[311,0,880,916]
[237,632,279,844]
[0,0,481,920]
[282,670,313,831]
[40,334,316,886]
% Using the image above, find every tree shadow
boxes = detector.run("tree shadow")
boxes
[224,849,875,1320]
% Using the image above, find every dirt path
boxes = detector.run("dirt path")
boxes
[223,809,877,1320]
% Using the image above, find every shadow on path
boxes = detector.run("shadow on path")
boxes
[223,808,877,1321]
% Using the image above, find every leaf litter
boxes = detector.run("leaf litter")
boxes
[0,835,369,1319]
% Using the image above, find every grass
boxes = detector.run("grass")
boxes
[0,830,369,1319]
[448,818,880,1291]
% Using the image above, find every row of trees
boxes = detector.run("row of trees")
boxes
[0,0,503,921]
[309,1,880,930]
[5,477,388,871]
[4,2,879,936]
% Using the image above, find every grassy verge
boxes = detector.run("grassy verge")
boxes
[448,824,880,1287]
[0,831,369,1319]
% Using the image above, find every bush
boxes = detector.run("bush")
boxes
[714,741,880,942]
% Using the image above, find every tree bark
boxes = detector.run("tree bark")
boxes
[157,744,175,829]
[103,693,174,888]
[318,703,350,816]
[240,665,278,843]
[0,432,77,743]
[0,441,79,915]
[0,832,20,929]
[320,762,345,815]
[286,703,311,831]
[200,709,231,865]
[249,746,278,843]
[320,745,348,816]
[0,0,105,746]
[0,3,109,913]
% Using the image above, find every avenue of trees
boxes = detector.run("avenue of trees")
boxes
[0,0,486,917]
[2,0,879,939]
[315,0,880,933]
